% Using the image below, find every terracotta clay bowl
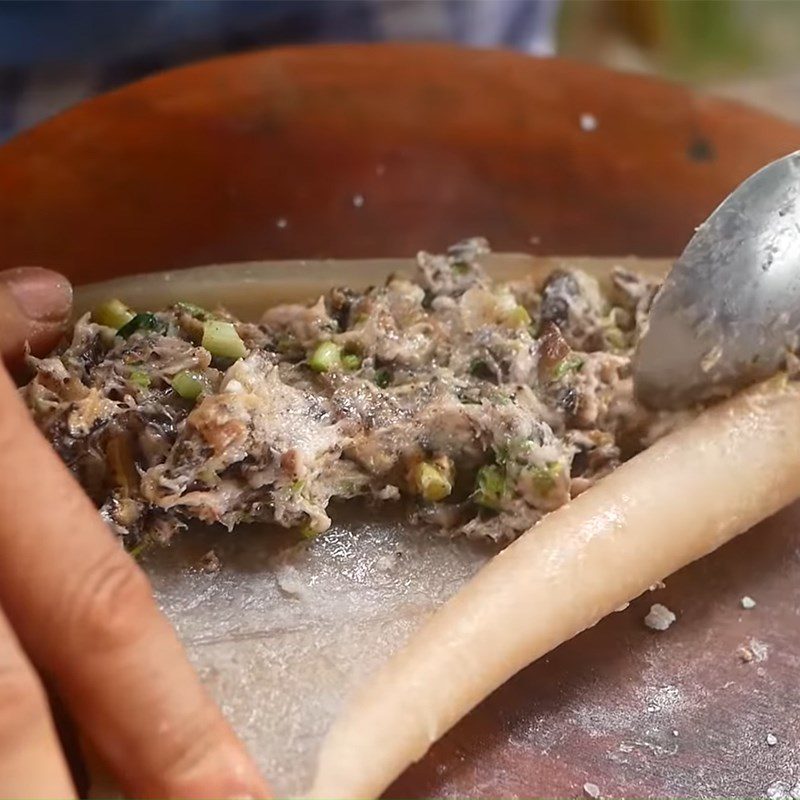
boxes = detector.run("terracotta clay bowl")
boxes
[1,44,798,798]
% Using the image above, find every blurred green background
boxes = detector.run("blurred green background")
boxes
[558,0,800,120]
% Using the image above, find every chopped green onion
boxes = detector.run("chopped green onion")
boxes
[127,541,149,560]
[528,462,562,495]
[175,301,211,320]
[117,312,168,339]
[129,369,151,389]
[202,320,247,360]
[451,260,470,275]
[92,298,135,330]
[374,368,391,388]
[413,461,452,502]
[308,341,342,373]
[300,523,321,539]
[341,352,362,371]
[171,369,209,401]
[552,355,584,380]
[503,305,531,328]
[604,327,627,350]
[197,465,220,486]
[474,464,506,510]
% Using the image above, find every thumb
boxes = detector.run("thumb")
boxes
[0,267,73,370]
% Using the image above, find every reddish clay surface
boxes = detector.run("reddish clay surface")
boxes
[1,45,797,798]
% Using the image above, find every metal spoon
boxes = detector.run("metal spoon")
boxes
[634,151,800,409]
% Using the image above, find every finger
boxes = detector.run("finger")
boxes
[0,267,72,370]
[47,688,90,796]
[0,604,76,799]
[0,368,269,799]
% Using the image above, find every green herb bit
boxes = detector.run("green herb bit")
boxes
[414,461,453,502]
[374,368,391,388]
[300,523,322,540]
[175,301,211,320]
[341,352,362,371]
[129,369,151,389]
[117,312,168,339]
[503,305,532,329]
[451,260,470,275]
[197,465,220,486]
[171,369,209,401]
[127,540,150,560]
[308,340,342,373]
[604,327,627,350]
[474,464,506,510]
[202,320,247,360]
[528,462,562,495]
[552,355,584,380]
[92,298,135,330]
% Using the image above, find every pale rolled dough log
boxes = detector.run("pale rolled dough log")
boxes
[306,378,800,799]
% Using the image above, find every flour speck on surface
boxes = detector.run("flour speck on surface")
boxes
[766,779,800,800]
[644,603,676,631]
[738,638,769,663]
[738,645,754,663]
[374,553,397,573]
[583,781,601,798]
[580,112,598,132]
[749,638,770,662]
[352,193,365,208]
[276,216,288,229]
[766,733,778,747]
[275,563,307,598]
[741,595,757,609]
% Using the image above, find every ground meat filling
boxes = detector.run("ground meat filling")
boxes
[22,239,672,548]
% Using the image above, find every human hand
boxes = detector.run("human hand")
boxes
[0,267,269,798]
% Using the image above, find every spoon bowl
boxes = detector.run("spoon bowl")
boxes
[634,151,800,409]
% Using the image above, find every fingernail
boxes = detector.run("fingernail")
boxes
[2,267,72,322]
